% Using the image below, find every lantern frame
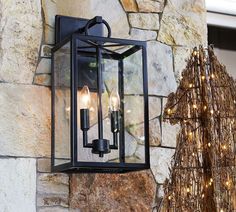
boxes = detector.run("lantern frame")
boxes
[51,15,150,173]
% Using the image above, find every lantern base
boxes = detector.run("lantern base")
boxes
[92,139,110,157]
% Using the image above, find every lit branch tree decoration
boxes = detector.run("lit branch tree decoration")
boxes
[160,46,236,212]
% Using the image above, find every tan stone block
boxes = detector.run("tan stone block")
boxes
[0,0,42,83]
[147,41,177,96]
[38,158,51,173]
[172,46,192,82]
[161,122,179,147]
[150,147,175,183]
[34,74,51,86]
[0,158,36,211]
[44,25,55,44]
[158,0,207,46]
[37,195,69,207]
[136,0,164,13]
[37,173,69,195]
[130,28,157,41]
[42,0,130,40]
[129,13,160,30]
[36,59,51,74]
[120,0,138,12]
[0,84,51,157]
[69,171,156,211]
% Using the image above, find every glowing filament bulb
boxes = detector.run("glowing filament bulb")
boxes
[193,104,197,109]
[211,74,215,79]
[210,109,214,114]
[186,187,190,193]
[167,108,172,115]
[222,145,227,150]
[203,105,207,111]
[208,142,211,147]
[201,75,205,80]
[210,178,213,183]
[189,83,193,88]
[109,90,120,112]
[168,195,172,200]
[80,86,91,109]
[220,209,224,212]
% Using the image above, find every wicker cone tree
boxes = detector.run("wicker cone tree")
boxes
[160,46,236,212]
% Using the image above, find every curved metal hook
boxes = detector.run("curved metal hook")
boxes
[84,16,111,38]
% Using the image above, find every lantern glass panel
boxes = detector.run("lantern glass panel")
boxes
[76,37,146,164]
[53,41,71,166]
[123,49,145,163]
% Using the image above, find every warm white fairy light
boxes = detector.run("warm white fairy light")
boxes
[222,144,227,150]
[186,187,190,193]
[162,47,235,211]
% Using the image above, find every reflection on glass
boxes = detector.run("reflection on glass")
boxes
[54,41,71,166]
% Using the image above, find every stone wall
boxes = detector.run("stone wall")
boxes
[0,0,207,211]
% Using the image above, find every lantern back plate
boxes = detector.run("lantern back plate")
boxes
[55,15,103,43]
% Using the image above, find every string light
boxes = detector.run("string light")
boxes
[186,187,190,193]
[161,47,236,211]
[167,108,172,115]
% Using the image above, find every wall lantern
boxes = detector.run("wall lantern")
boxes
[51,15,149,173]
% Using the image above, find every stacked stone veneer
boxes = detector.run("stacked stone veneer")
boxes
[0,0,207,211]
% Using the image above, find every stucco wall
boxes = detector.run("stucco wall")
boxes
[0,0,207,211]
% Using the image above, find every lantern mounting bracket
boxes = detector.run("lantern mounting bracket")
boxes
[55,15,104,44]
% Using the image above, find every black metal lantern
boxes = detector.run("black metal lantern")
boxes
[51,15,149,173]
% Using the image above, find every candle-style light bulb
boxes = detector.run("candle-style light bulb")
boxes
[80,85,91,109]
[109,90,120,149]
[80,85,90,148]
[109,90,120,112]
